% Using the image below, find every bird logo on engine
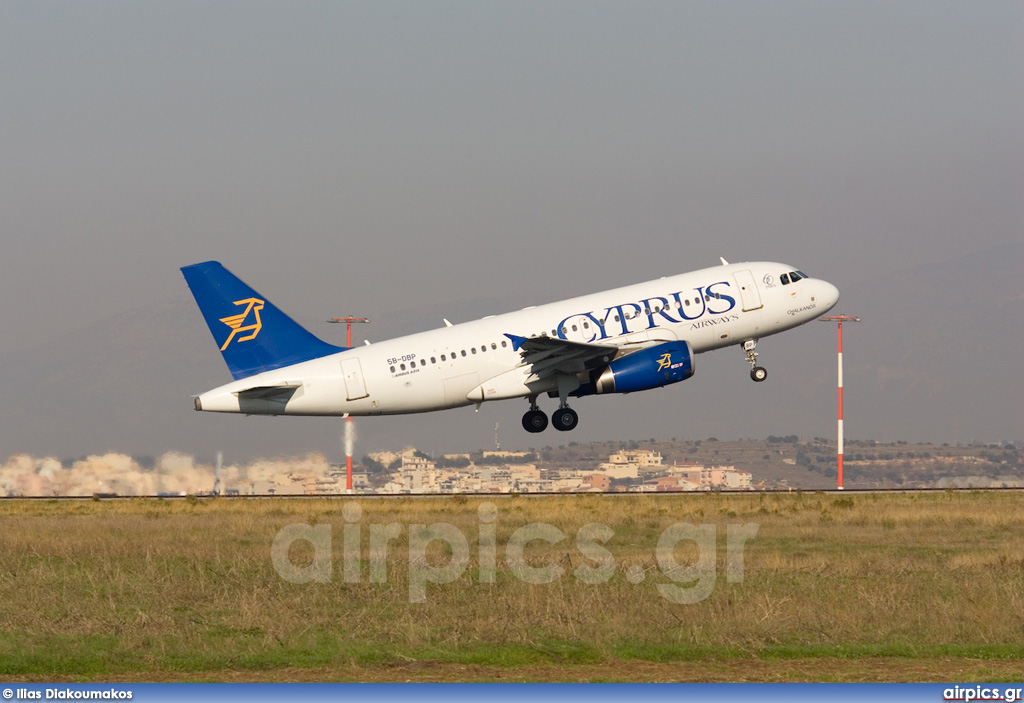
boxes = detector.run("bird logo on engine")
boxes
[656,351,673,372]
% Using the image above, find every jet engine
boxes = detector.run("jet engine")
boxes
[592,341,695,394]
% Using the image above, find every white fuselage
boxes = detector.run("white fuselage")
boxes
[195,261,838,416]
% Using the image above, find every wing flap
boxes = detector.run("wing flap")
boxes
[504,334,619,379]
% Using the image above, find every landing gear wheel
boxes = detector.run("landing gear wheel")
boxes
[743,339,766,382]
[522,409,548,433]
[551,407,579,432]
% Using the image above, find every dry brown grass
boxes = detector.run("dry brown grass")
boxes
[1,492,1023,681]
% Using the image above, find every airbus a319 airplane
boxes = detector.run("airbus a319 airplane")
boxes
[181,259,839,433]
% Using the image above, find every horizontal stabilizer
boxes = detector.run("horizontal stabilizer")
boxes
[235,384,302,400]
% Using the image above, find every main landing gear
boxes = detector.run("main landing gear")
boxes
[522,396,579,433]
[552,407,579,432]
[522,397,548,433]
[743,339,768,382]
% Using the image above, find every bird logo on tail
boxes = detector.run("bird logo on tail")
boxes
[219,298,265,350]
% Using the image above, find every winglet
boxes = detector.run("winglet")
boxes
[720,257,730,265]
[504,333,528,351]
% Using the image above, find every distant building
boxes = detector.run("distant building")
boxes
[597,463,640,479]
[507,464,540,481]
[400,449,433,469]
[651,476,701,492]
[581,474,611,492]
[607,449,663,467]
[666,463,752,490]
[722,470,752,489]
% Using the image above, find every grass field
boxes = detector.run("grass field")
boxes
[1,492,1023,682]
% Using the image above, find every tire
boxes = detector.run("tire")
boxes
[552,407,579,432]
[522,409,548,433]
[751,366,767,382]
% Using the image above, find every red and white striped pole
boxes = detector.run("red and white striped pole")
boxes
[820,315,860,490]
[328,316,370,493]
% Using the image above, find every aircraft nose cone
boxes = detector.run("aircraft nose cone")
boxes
[819,280,840,313]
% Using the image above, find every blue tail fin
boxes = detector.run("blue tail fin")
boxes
[181,261,345,380]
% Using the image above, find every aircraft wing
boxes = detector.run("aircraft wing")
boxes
[504,334,620,379]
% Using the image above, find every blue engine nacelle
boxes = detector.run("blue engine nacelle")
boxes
[593,341,695,394]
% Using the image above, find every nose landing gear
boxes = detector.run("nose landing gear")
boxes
[743,339,767,382]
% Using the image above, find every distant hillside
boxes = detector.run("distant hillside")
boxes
[528,437,1022,489]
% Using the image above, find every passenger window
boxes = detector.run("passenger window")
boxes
[481,345,486,352]
[614,315,620,322]
[781,273,790,285]
[583,322,589,329]
[431,357,436,364]
[572,325,577,331]
[400,364,406,371]
[441,354,446,361]
[420,359,426,366]
[390,366,395,373]
[492,343,497,350]
[461,350,467,357]
[471,348,477,354]
[501,341,507,348]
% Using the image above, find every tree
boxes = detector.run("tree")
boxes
[362,456,386,474]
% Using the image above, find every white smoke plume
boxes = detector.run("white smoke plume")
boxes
[344,417,356,459]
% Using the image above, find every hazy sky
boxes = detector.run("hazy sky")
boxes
[2,2,1021,461]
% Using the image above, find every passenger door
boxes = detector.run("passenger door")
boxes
[732,269,764,312]
[341,358,369,400]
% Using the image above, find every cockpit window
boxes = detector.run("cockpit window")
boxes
[789,271,803,282]
[780,273,790,285]
[796,270,808,279]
